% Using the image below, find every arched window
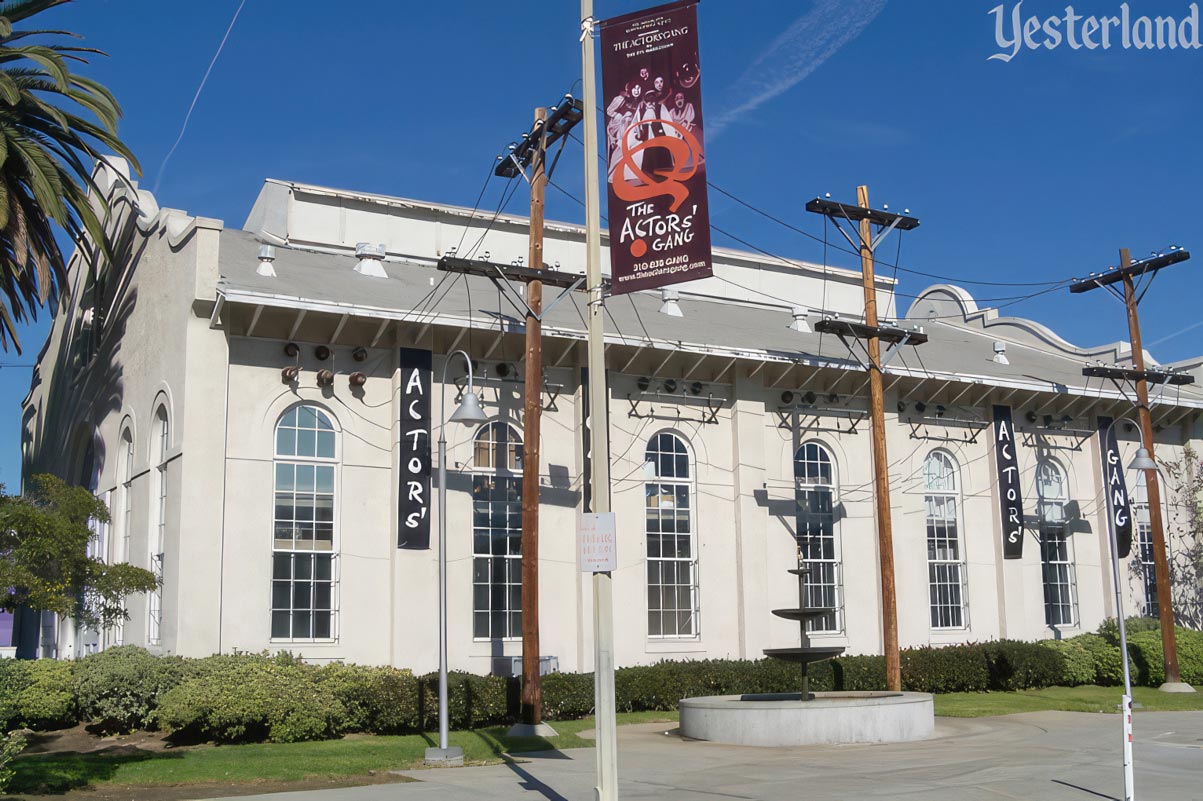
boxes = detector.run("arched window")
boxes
[472,422,523,640]
[1132,473,1159,618]
[924,450,967,629]
[119,428,134,565]
[1036,459,1077,627]
[645,432,697,638]
[794,442,841,632]
[148,407,169,646]
[272,405,338,640]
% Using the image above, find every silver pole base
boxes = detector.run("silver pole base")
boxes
[424,746,464,767]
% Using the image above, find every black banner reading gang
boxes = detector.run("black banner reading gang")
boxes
[993,405,1025,559]
[600,0,712,294]
[1097,417,1133,558]
[398,348,432,549]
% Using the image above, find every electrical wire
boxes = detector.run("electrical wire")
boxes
[567,129,1069,290]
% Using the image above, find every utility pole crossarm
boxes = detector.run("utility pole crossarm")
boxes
[1082,365,1195,386]
[1068,249,1190,294]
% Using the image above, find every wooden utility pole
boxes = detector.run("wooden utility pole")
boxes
[1120,248,1181,685]
[520,106,548,726]
[805,188,922,694]
[1070,247,1195,690]
[856,185,900,692]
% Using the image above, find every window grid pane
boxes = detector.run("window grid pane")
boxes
[794,443,840,633]
[471,424,523,640]
[272,406,338,641]
[924,452,967,630]
[1036,460,1077,627]
[1132,473,1159,618]
[645,433,697,639]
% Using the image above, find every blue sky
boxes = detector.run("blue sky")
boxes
[2,0,1202,488]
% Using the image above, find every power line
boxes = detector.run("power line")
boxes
[566,130,1067,290]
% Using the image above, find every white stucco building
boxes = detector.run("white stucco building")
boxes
[17,160,1203,670]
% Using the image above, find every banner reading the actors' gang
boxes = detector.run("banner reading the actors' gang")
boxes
[600,0,712,295]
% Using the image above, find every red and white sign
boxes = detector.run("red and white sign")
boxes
[578,512,618,573]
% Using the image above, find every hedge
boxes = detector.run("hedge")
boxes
[75,646,191,732]
[3,622,1201,744]
[0,658,76,730]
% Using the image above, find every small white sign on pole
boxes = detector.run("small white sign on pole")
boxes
[578,512,617,573]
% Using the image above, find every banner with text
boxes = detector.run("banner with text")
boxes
[600,0,712,294]
[1097,417,1133,558]
[398,348,432,549]
[993,405,1025,559]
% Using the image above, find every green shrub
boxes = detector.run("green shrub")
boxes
[1177,627,1203,685]
[1038,639,1096,686]
[1066,633,1123,686]
[156,656,344,743]
[75,646,190,732]
[317,663,418,734]
[900,645,988,693]
[1127,630,1166,686]
[832,655,886,691]
[1097,616,1161,646]
[417,671,510,730]
[982,640,1062,690]
[0,659,76,730]
[0,730,26,793]
[541,671,595,720]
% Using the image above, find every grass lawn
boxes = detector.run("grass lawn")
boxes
[934,685,1203,717]
[8,711,677,795]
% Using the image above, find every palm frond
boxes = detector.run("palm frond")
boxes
[0,0,137,350]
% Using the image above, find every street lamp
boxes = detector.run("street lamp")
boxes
[1104,458,1137,801]
[424,350,488,767]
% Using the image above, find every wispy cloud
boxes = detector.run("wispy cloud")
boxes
[708,0,888,139]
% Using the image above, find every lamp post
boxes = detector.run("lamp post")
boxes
[1103,448,1138,801]
[424,350,488,767]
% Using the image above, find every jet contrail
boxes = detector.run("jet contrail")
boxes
[709,0,888,139]
[154,0,248,194]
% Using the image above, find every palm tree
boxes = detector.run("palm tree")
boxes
[0,0,138,352]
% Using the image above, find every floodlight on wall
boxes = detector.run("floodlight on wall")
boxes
[316,369,335,387]
[1128,448,1157,471]
[284,342,300,358]
[689,381,703,396]
[781,391,795,405]
[256,244,277,278]
[349,372,367,387]
[993,340,1009,365]
[897,401,907,413]
[352,347,368,362]
[637,376,651,392]
[804,391,818,405]
[935,405,946,418]
[659,288,683,317]
[914,401,927,414]
[354,242,389,278]
[281,366,299,384]
[1025,410,1039,424]
[315,345,331,361]
[789,307,812,333]
[663,379,679,394]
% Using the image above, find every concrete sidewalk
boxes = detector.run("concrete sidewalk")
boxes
[201,711,1203,801]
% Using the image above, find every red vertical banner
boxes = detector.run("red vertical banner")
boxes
[600,0,712,295]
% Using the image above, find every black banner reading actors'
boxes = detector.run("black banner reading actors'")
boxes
[993,405,1025,559]
[1097,417,1133,558]
[398,348,432,549]
[600,0,712,295]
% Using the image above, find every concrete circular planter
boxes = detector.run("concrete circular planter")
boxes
[678,691,935,746]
